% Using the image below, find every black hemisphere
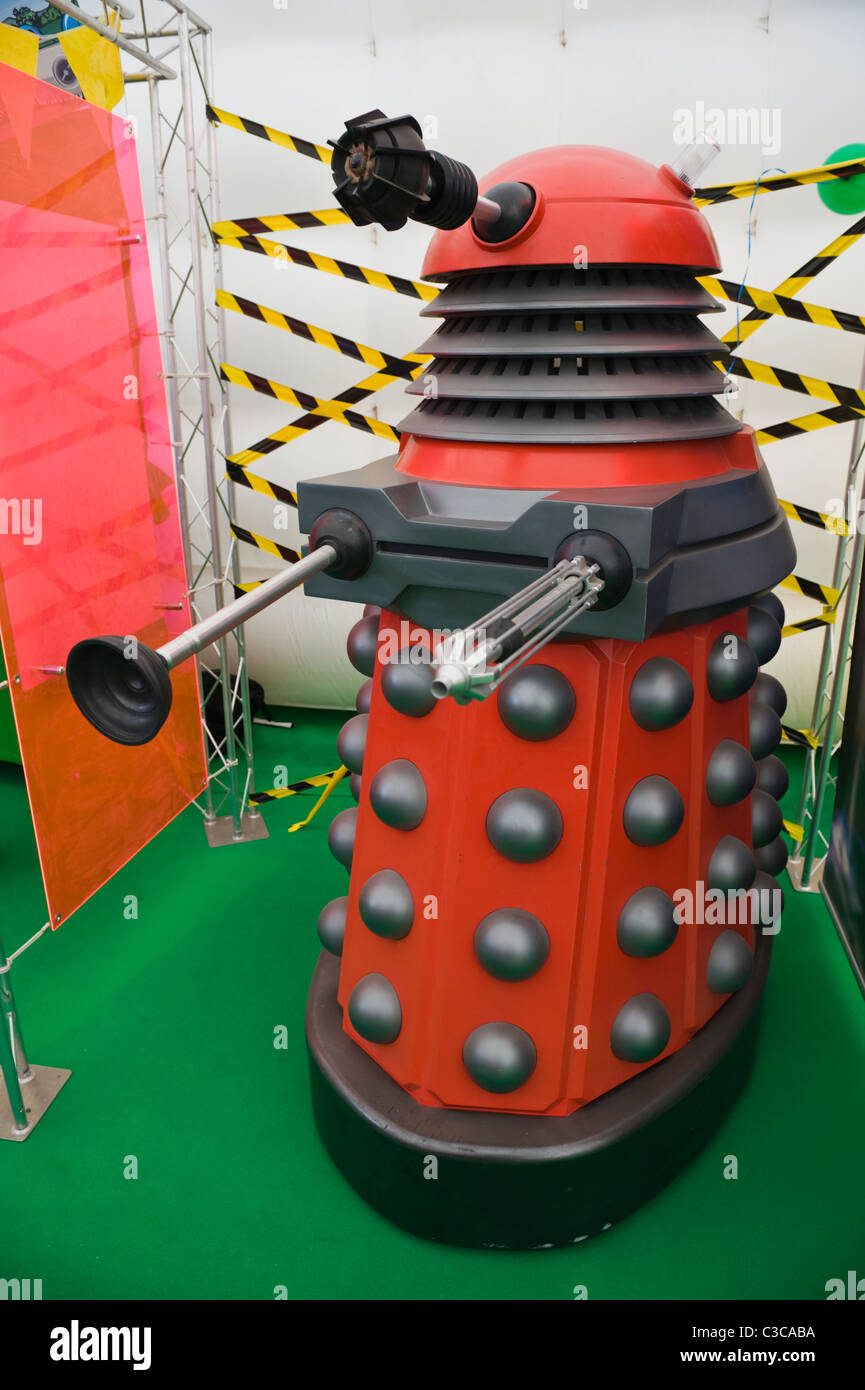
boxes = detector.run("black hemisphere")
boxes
[555,529,633,610]
[471,182,536,242]
[308,508,374,580]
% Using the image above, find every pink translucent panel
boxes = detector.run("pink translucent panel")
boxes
[0,63,207,926]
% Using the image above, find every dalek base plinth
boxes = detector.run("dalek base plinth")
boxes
[305,935,771,1250]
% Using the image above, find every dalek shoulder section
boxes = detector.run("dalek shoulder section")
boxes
[297,441,795,641]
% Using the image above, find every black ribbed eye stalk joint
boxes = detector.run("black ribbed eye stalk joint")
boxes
[329,109,478,231]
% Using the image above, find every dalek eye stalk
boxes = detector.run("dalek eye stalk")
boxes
[67,112,795,1250]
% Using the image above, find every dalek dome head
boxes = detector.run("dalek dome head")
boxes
[420,145,721,278]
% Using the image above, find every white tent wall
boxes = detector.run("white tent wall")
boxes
[144,0,865,720]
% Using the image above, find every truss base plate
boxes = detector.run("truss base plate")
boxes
[204,810,269,847]
[787,854,826,893]
[1,1065,72,1142]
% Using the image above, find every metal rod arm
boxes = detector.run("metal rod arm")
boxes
[157,545,337,669]
[473,194,502,225]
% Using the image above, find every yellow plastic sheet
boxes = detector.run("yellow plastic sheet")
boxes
[60,24,124,112]
[0,29,38,79]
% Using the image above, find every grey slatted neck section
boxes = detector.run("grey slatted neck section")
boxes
[415,312,724,358]
[399,263,737,446]
[417,265,724,317]
[405,353,726,400]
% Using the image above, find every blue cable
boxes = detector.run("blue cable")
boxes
[723,166,789,406]
[732,166,788,347]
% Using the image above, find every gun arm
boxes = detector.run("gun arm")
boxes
[430,557,604,704]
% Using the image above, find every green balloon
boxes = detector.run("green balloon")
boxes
[818,143,865,214]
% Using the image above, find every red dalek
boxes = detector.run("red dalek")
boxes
[301,113,795,1248]
[66,113,795,1249]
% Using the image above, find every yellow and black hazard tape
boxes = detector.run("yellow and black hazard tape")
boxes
[781,606,837,637]
[213,210,350,237]
[777,214,865,298]
[755,403,864,444]
[205,104,331,163]
[701,277,865,336]
[777,499,849,536]
[251,765,349,832]
[220,363,401,444]
[780,574,841,606]
[232,581,263,598]
[230,522,299,563]
[781,725,820,750]
[213,231,439,302]
[226,354,427,470]
[216,289,426,381]
[227,461,298,507]
[694,158,865,207]
[719,214,865,349]
[724,355,865,412]
[250,768,343,804]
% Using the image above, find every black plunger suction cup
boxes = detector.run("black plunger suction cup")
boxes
[66,636,173,746]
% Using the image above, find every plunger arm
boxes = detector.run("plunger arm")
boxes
[65,506,374,746]
[158,544,336,670]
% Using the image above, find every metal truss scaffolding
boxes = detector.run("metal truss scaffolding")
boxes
[789,404,865,891]
[59,0,265,844]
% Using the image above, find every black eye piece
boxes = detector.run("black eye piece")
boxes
[329,109,479,231]
[471,182,537,242]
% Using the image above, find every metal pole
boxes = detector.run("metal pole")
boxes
[801,485,865,887]
[177,9,244,838]
[147,71,215,823]
[157,546,336,668]
[795,423,865,832]
[795,357,865,881]
[0,939,29,1135]
[203,26,260,817]
[148,72,191,561]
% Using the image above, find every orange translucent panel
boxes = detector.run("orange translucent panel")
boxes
[0,64,207,926]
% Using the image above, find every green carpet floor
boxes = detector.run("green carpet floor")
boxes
[0,718,863,1301]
